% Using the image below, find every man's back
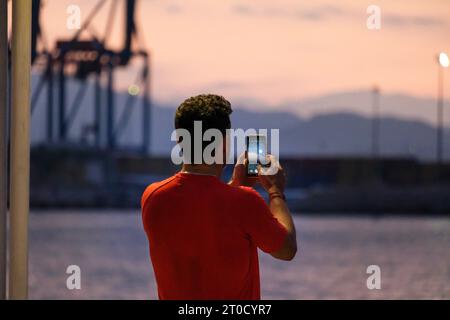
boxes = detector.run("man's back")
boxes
[141,172,287,300]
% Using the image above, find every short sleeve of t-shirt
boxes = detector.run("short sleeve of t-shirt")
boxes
[239,187,288,253]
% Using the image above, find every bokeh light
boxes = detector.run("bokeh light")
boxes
[128,84,140,96]
[439,52,449,68]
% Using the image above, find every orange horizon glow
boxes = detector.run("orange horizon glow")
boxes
[23,0,450,123]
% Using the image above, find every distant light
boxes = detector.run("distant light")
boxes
[128,84,140,96]
[439,52,449,68]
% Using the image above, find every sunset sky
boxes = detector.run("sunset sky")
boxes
[31,0,450,117]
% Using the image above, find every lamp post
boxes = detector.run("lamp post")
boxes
[372,86,380,159]
[437,52,449,169]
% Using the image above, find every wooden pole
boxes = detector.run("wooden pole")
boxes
[9,0,32,300]
[0,0,9,300]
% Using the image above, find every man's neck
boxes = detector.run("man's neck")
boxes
[181,164,223,178]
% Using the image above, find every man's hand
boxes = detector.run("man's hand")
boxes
[258,155,286,194]
[228,152,258,187]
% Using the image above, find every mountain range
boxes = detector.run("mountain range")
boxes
[30,76,450,161]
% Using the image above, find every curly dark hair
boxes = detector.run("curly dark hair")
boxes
[175,94,233,163]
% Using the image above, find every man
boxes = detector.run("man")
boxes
[141,94,297,300]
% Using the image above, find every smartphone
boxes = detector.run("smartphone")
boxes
[246,135,267,176]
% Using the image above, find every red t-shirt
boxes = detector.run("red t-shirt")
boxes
[141,172,287,300]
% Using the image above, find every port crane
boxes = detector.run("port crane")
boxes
[30,0,151,154]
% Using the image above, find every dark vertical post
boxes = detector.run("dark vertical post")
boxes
[58,55,66,141]
[437,66,443,167]
[0,0,8,300]
[31,0,40,64]
[107,63,115,149]
[94,71,101,148]
[46,53,53,142]
[372,86,380,159]
[123,0,136,64]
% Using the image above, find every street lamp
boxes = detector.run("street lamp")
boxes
[439,52,449,68]
[437,52,448,167]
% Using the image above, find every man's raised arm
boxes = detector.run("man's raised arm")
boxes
[258,163,297,261]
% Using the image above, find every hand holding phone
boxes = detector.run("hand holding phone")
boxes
[228,152,259,187]
[258,155,286,194]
